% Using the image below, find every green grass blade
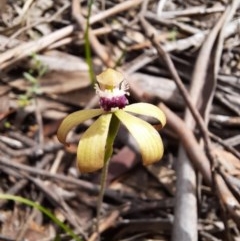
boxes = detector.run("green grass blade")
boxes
[85,0,95,85]
[0,194,82,241]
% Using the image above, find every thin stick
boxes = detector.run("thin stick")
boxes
[140,15,224,175]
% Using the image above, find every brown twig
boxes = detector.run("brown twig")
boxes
[0,25,75,70]
[140,15,226,171]
[160,103,211,184]
[89,0,143,25]
[159,103,240,228]
[215,174,240,228]
[141,8,240,235]
[209,132,240,160]
[0,155,130,203]
[88,210,120,241]
[154,5,225,19]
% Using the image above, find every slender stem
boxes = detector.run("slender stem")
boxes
[96,158,110,239]
[95,114,120,240]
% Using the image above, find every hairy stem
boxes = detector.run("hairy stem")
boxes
[95,114,120,239]
[96,158,110,238]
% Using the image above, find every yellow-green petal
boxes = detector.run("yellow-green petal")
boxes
[124,103,166,129]
[114,110,164,165]
[77,113,112,173]
[57,109,104,145]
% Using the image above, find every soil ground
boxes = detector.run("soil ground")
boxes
[0,1,240,241]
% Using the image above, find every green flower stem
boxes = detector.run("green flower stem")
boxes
[96,114,120,237]
[96,157,110,237]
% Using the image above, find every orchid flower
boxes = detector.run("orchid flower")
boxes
[57,68,166,173]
